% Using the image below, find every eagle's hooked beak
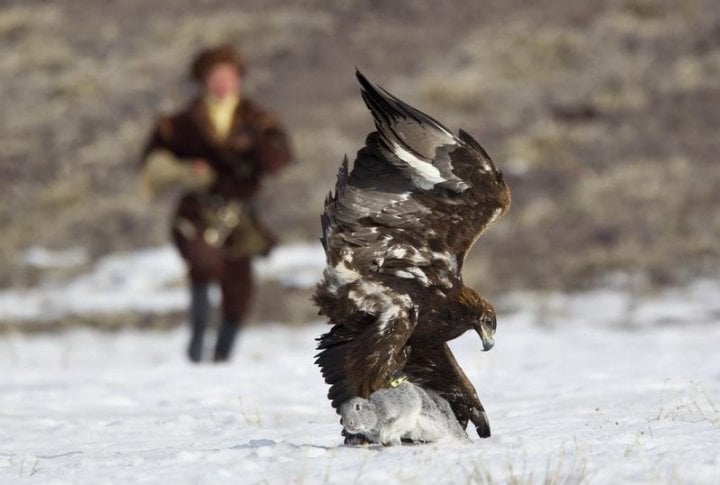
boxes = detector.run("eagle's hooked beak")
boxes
[475,314,496,351]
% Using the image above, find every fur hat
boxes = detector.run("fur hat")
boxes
[190,44,245,82]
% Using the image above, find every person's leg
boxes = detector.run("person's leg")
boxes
[214,317,238,363]
[187,282,209,362]
[215,257,253,362]
[174,222,224,363]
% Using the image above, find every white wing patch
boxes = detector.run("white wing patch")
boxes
[333,263,361,284]
[386,246,407,259]
[385,245,429,265]
[431,251,458,274]
[324,250,361,293]
[348,280,413,334]
[391,143,447,186]
[393,267,430,286]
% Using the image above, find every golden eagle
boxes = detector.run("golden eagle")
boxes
[314,71,510,440]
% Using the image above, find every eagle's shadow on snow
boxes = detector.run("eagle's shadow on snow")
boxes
[220,438,467,452]
[225,439,379,452]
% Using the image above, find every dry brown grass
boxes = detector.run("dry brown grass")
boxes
[1,0,719,323]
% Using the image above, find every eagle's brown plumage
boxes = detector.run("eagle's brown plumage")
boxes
[313,71,510,439]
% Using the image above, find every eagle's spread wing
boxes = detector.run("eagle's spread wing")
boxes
[404,343,491,438]
[321,71,510,286]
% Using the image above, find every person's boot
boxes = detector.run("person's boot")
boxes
[214,319,239,362]
[187,284,209,363]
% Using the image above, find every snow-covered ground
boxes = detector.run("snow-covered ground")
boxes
[3,243,720,329]
[0,313,720,484]
[0,243,326,323]
[2,312,719,483]
[1,245,719,483]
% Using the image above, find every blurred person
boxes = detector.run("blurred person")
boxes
[140,44,293,363]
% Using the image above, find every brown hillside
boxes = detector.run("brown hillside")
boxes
[1,0,719,305]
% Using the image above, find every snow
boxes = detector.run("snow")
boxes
[2,315,719,483]
[21,247,89,269]
[501,278,720,329]
[254,242,326,289]
[1,245,719,483]
[0,247,187,321]
[4,243,720,330]
[0,243,326,323]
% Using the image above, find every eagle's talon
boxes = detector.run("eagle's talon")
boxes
[470,409,491,438]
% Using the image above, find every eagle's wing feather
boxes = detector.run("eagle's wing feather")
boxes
[404,343,491,438]
[315,286,418,410]
[321,71,511,284]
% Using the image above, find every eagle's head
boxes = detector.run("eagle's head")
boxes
[458,286,496,351]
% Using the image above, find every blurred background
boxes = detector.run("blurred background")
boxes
[1,0,719,331]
